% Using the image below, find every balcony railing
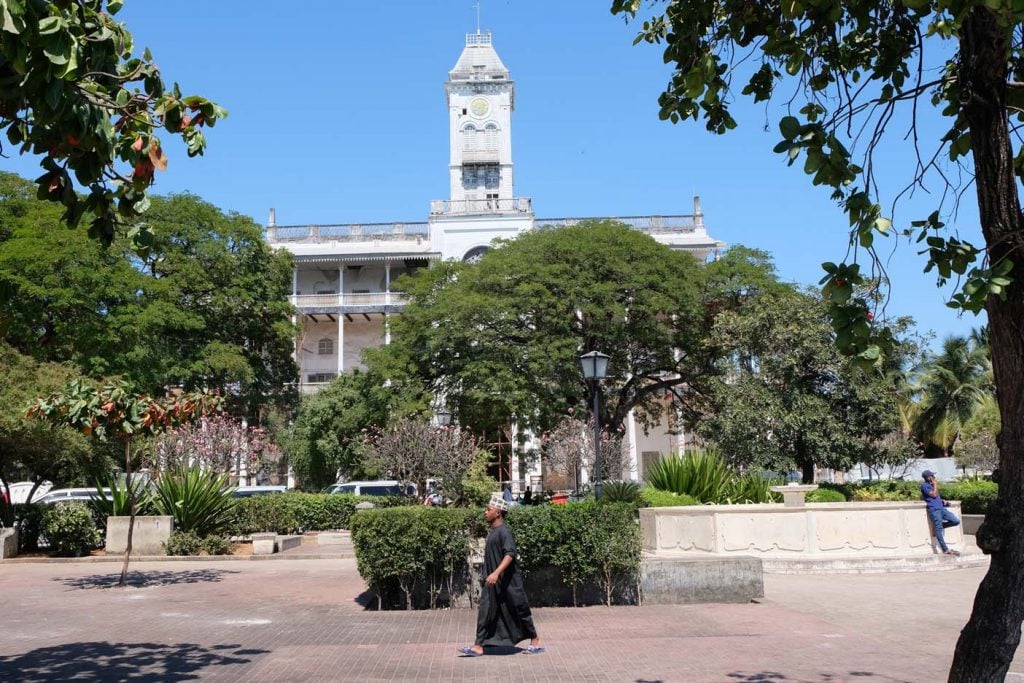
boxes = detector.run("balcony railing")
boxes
[430,197,532,216]
[536,214,701,234]
[267,222,429,243]
[291,293,409,309]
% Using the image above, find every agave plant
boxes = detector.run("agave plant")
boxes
[599,480,641,505]
[152,466,235,536]
[645,450,779,504]
[91,474,153,518]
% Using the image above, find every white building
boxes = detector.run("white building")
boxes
[266,31,725,488]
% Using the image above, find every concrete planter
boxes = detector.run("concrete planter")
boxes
[962,514,984,536]
[1,527,18,561]
[640,501,964,559]
[105,516,174,556]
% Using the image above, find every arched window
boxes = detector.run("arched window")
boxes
[484,123,499,152]
[462,123,478,152]
[318,338,334,355]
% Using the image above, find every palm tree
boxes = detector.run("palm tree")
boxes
[913,335,992,456]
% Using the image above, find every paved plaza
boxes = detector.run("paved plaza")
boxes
[2,556,1022,682]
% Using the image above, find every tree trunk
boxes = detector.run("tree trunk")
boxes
[118,439,136,587]
[949,9,1024,681]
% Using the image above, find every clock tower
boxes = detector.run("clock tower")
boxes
[445,31,515,207]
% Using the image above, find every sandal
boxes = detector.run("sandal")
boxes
[524,645,546,655]
[458,646,484,657]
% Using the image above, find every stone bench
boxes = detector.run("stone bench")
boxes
[1,527,18,561]
[251,533,302,555]
[640,555,764,604]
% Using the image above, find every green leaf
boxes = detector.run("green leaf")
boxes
[779,116,801,140]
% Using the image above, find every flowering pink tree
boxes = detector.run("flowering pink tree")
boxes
[153,415,282,485]
[367,418,483,505]
[541,413,629,492]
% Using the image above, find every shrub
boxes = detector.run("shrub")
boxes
[41,503,101,557]
[152,467,236,536]
[164,530,204,556]
[638,488,700,507]
[12,503,44,552]
[646,451,780,504]
[942,480,998,514]
[227,494,300,536]
[201,535,231,555]
[91,475,154,519]
[851,480,920,502]
[350,506,479,609]
[600,481,641,505]
[806,488,847,503]
[508,502,640,606]
[226,492,417,536]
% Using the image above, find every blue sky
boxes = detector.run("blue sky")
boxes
[5,1,988,345]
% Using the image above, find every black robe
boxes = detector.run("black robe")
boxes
[475,522,538,647]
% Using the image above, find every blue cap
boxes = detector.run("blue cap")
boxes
[922,470,935,479]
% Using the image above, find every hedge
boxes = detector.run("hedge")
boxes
[226,492,416,536]
[349,502,641,610]
[941,480,998,515]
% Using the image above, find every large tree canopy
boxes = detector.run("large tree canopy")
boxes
[700,289,903,483]
[0,173,298,418]
[609,0,1024,677]
[367,220,710,436]
[0,0,225,248]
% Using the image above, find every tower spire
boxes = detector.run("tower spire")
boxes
[475,1,481,35]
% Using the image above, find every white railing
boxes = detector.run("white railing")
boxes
[291,293,409,309]
[299,383,331,395]
[535,214,700,234]
[461,149,500,163]
[267,222,429,243]
[430,197,532,215]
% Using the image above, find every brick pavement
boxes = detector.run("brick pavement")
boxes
[1,557,1021,682]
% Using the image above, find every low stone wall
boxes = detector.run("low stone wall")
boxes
[640,502,964,559]
[252,533,302,555]
[641,556,763,604]
[106,516,174,556]
[1,527,18,561]
[962,514,984,536]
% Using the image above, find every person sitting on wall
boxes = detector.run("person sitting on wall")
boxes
[921,470,961,556]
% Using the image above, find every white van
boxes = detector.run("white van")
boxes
[326,480,416,497]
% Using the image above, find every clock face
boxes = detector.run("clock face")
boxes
[470,97,489,118]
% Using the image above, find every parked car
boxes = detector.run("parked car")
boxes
[326,480,416,497]
[34,488,110,505]
[231,485,287,498]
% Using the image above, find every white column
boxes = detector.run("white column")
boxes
[338,267,344,375]
[626,409,639,481]
[509,421,521,494]
[291,267,299,366]
[385,261,391,306]
[384,312,391,345]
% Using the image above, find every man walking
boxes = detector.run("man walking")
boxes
[921,470,961,555]
[458,493,544,657]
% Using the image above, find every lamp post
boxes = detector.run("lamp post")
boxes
[435,406,452,427]
[578,350,610,500]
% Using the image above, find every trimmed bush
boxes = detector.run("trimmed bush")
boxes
[806,488,847,503]
[41,502,101,557]
[508,502,641,607]
[164,530,204,556]
[227,492,417,536]
[201,535,231,555]
[350,506,480,609]
[638,488,700,507]
[942,480,998,514]
[850,480,920,502]
[350,502,642,610]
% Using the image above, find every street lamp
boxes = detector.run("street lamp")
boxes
[578,350,610,500]
[435,406,452,427]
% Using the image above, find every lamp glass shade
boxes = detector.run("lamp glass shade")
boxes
[435,408,452,426]
[578,350,610,380]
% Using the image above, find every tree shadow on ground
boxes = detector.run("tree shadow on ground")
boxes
[0,641,268,682]
[354,589,381,610]
[727,673,910,682]
[55,568,241,589]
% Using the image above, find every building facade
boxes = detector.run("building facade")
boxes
[266,32,725,489]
